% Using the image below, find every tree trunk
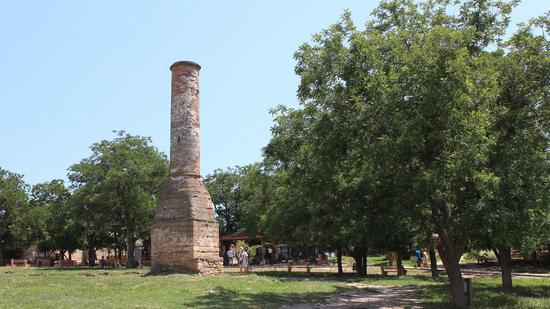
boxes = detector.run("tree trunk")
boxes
[0,250,4,266]
[362,250,368,275]
[429,248,439,277]
[496,246,513,292]
[60,250,65,260]
[82,247,88,266]
[68,251,72,261]
[493,248,500,263]
[437,237,466,308]
[127,235,137,268]
[353,247,367,276]
[337,248,343,274]
[397,253,407,276]
[530,251,539,266]
[88,248,95,267]
[354,253,363,276]
[81,231,88,265]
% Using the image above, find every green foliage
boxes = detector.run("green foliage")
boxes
[31,180,81,255]
[204,167,244,234]
[204,163,273,236]
[474,15,550,255]
[262,0,548,305]
[68,131,168,260]
[0,167,32,252]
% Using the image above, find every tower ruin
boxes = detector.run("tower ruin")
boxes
[151,61,222,274]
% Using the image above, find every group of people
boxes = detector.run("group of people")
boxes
[98,256,120,269]
[226,245,251,274]
[414,249,430,269]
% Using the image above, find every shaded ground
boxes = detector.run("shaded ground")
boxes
[282,284,423,309]
[457,263,550,278]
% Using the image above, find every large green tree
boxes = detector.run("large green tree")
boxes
[475,16,550,291]
[204,163,275,236]
[31,180,82,260]
[68,131,168,268]
[264,103,373,275]
[204,166,247,235]
[0,167,30,264]
[276,0,535,306]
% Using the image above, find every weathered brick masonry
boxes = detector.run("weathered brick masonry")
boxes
[151,61,222,274]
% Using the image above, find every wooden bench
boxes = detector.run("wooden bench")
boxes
[381,265,407,276]
[138,259,151,268]
[56,260,76,268]
[10,259,28,268]
[287,261,313,273]
[34,258,52,267]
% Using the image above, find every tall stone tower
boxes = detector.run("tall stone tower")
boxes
[151,61,222,274]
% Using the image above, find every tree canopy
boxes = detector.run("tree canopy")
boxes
[68,131,168,267]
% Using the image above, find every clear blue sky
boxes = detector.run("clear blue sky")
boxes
[1,1,547,186]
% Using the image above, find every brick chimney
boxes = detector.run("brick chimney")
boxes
[151,61,222,274]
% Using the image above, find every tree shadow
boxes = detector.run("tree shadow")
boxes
[183,285,356,309]
[143,270,185,276]
[26,267,95,272]
[253,271,354,281]
[253,271,448,284]
[417,280,550,308]
[512,265,550,274]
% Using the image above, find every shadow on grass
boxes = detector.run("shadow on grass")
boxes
[418,280,550,308]
[29,267,91,271]
[184,285,354,309]
[512,266,550,274]
[253,271,447,283]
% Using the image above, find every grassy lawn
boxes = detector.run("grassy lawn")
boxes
[0,268,349,309]
[1,267,549,308]
[419,277,550,308]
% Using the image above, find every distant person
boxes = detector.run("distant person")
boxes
[268,247,274,264]
[105,256,111,269]
[100,256,106,269]
[237,247,243,266]
[415,249,422,269]
[227,247,234,266]
[422,250,429,269]
[240,248,249,274]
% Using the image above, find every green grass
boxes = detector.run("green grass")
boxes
[462,250,498,263]
[368,254,389,266]
[0,268,350,309]
[420,277,550,308]
[1,267,549,308]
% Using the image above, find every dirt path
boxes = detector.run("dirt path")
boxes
[282,283,424,309]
